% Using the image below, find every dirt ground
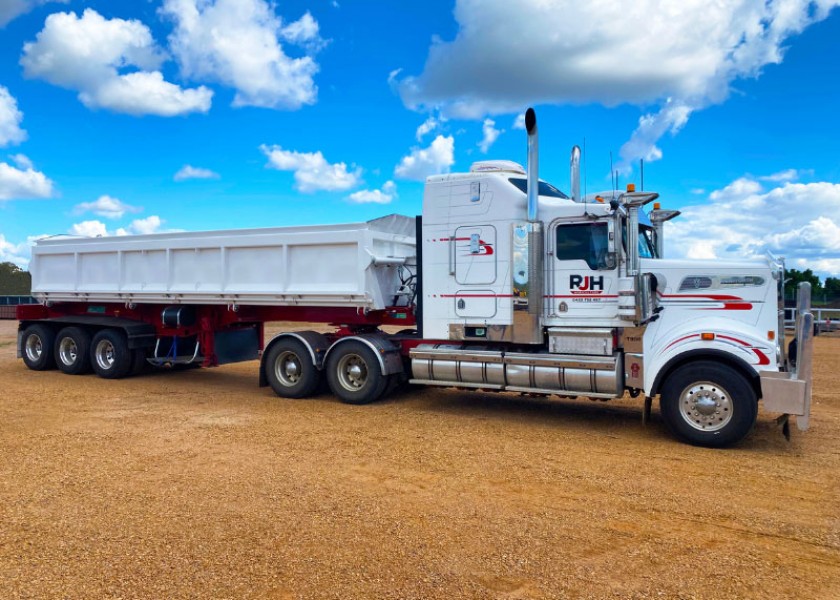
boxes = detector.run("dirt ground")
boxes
[0,320,838,599]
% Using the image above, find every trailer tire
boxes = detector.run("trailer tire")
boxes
[54,327,92,375]
[325,341,389,405]
[660,360,757,447]
[265,338,321,399]
[90,329,133,379]
[21,324,56,371]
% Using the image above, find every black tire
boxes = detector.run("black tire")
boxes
[54,326,92,375]
[325,341,389,405]
[660,361,758,447]
[131,348,149,376]
[21,324,56,371]
[90,329,132,379]
[264,338,322,399]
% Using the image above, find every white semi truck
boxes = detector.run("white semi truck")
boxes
[17,109,814,447]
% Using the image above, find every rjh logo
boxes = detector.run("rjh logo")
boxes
[570,275,604,292]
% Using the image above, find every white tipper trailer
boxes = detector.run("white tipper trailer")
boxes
[17,108,814,447]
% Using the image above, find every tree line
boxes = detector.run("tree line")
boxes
[0,262,32,295]
[784,269,840,303]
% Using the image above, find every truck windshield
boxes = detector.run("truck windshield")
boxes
[508,178,569,199]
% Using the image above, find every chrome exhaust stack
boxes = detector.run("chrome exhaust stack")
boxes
[526,108,539,221]
[513,107,544,344]
[570,145,581,202]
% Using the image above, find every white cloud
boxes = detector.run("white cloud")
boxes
[0,233,46,267]
[0,160,53,200]
[512,113,525,130]
[665,174,840,277]
[478,118,501,153]
[69,220,108,237]
[348,181,397,204]
[174,165,220,181]
[0,86,26,147]
[21,9,212,116]
[119,215,163,235]
[161,0,322,110]
[74,195,141,219]
[618,99,692,169]
[70,215,165,237]
[10,153,32,169]
[760,169,799,183]
[0,0,65,28]
[397,0,840,165]
[279,11,327,52]
[416,116,439,140]
[260,144,362,193]
[394,135,454,181]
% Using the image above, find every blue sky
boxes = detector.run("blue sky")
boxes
[1,0,839,277]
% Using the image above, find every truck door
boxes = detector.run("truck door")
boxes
[450,224,497,318]
[550,221,618,320]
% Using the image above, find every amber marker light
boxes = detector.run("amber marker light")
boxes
[768,331,775,341]
[626,183,636,192]
[653,202,661,209]
[700,333,716,341]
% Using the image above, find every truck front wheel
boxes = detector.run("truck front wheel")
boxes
[264,339,321,399]
[325,341,388,405]
[660,361,757,447]
[21,324,56,371]
[55,326,92,375]
[90,329,133,379]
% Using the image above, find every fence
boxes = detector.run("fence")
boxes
[784,307,840,333]
[0,296,36,320]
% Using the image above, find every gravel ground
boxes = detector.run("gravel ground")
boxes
[0,320,838,599]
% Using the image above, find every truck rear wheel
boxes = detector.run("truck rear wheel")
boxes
[660,361,757,447]
[54,326,92,375]
[21,324,56,371]
[325,341,389,405]
[264,339,321,398]
[90,329,132,379]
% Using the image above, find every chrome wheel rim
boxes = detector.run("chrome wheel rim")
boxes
[95,339,116,371]
[275,350,302,387]
[679,381,733,432]
[25,334,43,362]
[336,353,367,392]
[58,337,78,366]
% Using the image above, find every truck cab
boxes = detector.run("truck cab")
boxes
[414,109,813,447]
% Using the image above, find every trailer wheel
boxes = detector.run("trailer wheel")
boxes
[660,361,757,447]
[265,339,321,399]
[325,341,389,405]
[54,327,92,375]
[90,329,132,379]
[21,324,56,371]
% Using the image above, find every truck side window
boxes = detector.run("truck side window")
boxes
[555,223,609,270]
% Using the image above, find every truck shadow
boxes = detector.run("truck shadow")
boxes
[392,388,794,452]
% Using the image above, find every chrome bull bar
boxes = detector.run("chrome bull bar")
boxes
[760,282,814,431]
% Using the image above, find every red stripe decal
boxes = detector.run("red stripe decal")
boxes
[439,294,514,298]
